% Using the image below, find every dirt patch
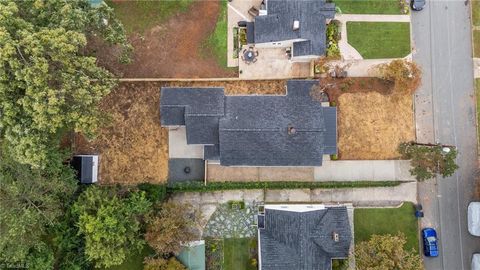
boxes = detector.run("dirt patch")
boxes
[92,1,237,78]
[337,91,414,160]
[73,80,286,184]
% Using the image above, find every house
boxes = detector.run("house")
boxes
[70,155,99,184]
[247,0,336,61]
[257,204,352,270]
[160,80,337,167]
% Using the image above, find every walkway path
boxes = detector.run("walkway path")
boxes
[474,58,480,78]
[314,160,415,181]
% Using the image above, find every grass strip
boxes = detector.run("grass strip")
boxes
[334,0,403,14]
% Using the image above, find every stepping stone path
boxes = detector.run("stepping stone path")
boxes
[203,202,258,238]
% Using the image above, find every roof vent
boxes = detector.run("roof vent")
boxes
[184,167,191,174]
[288,126,296,135]
[333,232,340,242]
[293,20,300,31]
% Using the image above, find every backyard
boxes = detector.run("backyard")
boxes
[347,22,411,59]
[354,202,419,252]
[334,0,405,14]
[92,0,236,78]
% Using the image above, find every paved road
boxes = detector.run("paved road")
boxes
[412,0,480,269]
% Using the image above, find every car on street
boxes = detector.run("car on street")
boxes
[422,228,439,257]
[468,202,480,236]
[411,0,426,11]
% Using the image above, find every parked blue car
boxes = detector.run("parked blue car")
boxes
[422,228,439,257]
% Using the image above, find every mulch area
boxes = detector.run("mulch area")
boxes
[90,1,237,78]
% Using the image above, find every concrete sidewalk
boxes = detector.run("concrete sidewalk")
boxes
[474,58,480,78]
[314,160,415,181]
[171,182,417,207]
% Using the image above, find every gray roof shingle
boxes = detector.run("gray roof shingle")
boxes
[160,80,337,166]
[254,0,335,56]
[259,206,351,270]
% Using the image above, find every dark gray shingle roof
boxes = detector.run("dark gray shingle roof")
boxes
[259,206,351,270]
[160,80,337,166]
[254,0,335,56]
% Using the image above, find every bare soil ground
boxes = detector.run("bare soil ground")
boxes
[91,1,237,78]
[73,80,286,184]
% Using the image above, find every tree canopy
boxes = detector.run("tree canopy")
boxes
[399,142,459,181]
[145,202,198,256]
[355,234,423,270]
[0,0,129,167]
[72,186,152,268]
[0,147,77,263]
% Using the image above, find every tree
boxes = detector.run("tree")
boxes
[145,202,198,256]
[144,257,187,270]
[0,0,129,167]
[72,186,152,268]
[399,142,459,181]
[0,146,77,263]
[375,59,421,95]
[355,234,423,270]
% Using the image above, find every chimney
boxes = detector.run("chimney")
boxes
[293,20,300,31]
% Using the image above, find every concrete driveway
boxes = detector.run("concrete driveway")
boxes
[412,0,480,269]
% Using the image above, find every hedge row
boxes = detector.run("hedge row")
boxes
[167,180,403,193]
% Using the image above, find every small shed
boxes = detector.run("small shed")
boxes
[71,155,99,184]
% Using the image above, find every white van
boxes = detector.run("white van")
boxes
[468,202,480,236]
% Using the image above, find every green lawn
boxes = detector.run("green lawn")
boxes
[334,0,403,14]
[106,0,193,34]
[202,0,229,68]
[474,30,480,58]
[224,238,257,270]
[347,22,411,59]
[354,202,419,252]
[473,0,480,26]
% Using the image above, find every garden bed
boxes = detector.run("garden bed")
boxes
[346,22,411,59]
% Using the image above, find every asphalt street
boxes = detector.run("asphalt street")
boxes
[412,0,480,269]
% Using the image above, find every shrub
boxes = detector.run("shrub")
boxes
[168,181,402,193]
[375,60,421,95]
[138,183,167,203]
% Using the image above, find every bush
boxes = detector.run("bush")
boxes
[168,181,402,193]
[138,183,167,203]
[375,60,421,95]
[326,20,341,57]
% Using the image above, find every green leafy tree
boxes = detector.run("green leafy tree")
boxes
[145,202,198,256]
[0,146,77,263]
[399,142,459,181]
[355,234,423,270]
[0,0,130,167]
[72,186,152,268]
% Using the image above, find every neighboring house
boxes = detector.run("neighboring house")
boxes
[160,80,337,167]
[257,204,351,270]
[247,0,336,61]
